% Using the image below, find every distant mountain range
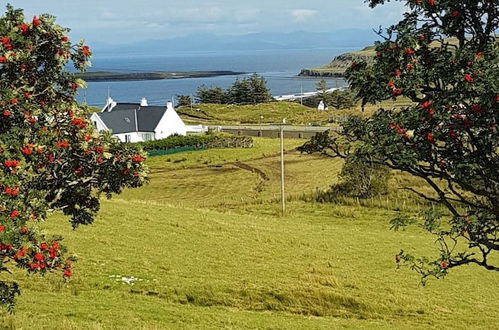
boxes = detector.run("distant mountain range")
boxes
[91,29,381,55]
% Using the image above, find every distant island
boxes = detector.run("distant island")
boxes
[299,46,376,78]
[76,71,246,82]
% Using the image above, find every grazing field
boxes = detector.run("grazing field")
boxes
[2,138,497,329]
[177,102,334,126]
[177,99,415,126]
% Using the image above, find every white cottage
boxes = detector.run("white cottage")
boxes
[90,97,187,143]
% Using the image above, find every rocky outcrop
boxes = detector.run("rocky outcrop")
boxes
[299,46,376,78]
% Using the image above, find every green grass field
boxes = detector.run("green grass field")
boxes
[1,138,497,329]
[177,99,415,126]
[89,93,414,126]
[177,102,336,126]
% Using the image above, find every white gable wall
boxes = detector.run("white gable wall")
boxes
[90,113,109,131]
[154,103,187,139]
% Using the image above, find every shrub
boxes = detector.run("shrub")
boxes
[137,134,253,153]
[330,155,390,198]
[176,95,192,107]
[299,90,355,110]
[226,73,272,105]
[195,74,272,105]
[195,86,227,104]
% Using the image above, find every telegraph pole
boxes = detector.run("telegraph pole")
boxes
[272,118,287,216]
[280,123,285,216]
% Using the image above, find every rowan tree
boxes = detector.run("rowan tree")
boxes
[0,6,147,310]
[304,0,498,282]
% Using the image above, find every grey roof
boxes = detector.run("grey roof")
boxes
[97,104,167,134]
[102,103,140,112]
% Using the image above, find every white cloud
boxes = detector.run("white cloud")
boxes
[289,9,317,23]
[7,0,407,43]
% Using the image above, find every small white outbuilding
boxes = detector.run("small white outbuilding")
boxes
[90,97,187,143]
[317,100,328,111]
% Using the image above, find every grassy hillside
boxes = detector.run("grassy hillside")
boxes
[300,38,462,78]
[121,139,344,209]
[177,102,335,126]
[1,138,497,329]
[178,99,415,126]
[87,98,414,127]
[299,46,376,77]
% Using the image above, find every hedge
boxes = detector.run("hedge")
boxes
[136,134,254,153]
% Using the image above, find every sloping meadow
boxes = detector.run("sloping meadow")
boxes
[2,138,498,329]
[5,199,498,329]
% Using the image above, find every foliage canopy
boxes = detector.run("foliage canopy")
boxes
[196,73,271,105]
[0,6,147,309]
[305,0,498,281]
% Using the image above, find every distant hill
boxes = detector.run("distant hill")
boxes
[299,38,464,77]
[91,30,381,55]
[299,46,376,77]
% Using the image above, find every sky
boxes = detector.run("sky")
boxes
[6,0,406,45]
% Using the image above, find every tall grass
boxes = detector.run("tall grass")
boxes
[1,137,497,329]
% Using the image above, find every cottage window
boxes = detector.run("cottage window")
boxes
[124,135,131,143]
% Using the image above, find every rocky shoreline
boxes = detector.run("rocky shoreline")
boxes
[77,70,246,82]
[298,46,376,78]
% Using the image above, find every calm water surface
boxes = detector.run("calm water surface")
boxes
[76,48,355,107]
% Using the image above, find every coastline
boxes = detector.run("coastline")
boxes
[77,70,247,82]
[298,45,376,78]
[298,69,345,78]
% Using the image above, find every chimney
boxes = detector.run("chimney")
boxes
[104,97,116,112]
[166,101,174,110]
[140,97,148,107]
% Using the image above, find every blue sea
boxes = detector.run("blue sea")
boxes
[76,48,355,107]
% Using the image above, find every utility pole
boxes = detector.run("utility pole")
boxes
[280,123,285,216]
[272,118,287,216]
